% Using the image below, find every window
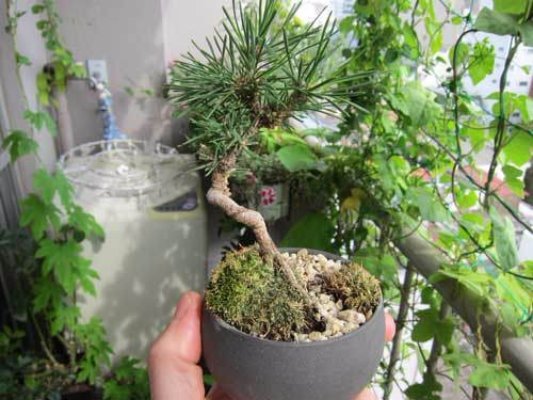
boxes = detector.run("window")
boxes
[519,81,528,86]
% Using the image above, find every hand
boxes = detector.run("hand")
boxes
[149,291,396,400]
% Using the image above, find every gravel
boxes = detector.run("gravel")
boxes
[280,249,368,343]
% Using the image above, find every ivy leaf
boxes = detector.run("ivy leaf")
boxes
[518,21,533,47]
[15,52,32,66]
[77,258,99,297]
[403,24,420,59]
[448,42,469,67]
[36,238,89,294]
[456,190,478,209]
[490,207,519,271]
[31,4,45,13]
[75,318,112,383]
[33,277,63,312]
[51,305,80,335]
[20,194,61,240]
[32,168,74,209]
[277,144,318,172]
[338,16,355,34]
[353,250,398,288]
[33,169,57,203]
[469,361,513,389]
[503,131,533,166]
[2,130,38,162]
[407,187,449,222]
[54,170,75,209]
[399,82,440,127]
[405,371,442,400]
[69,205,105,239]
[468,40,495,84]
[412,308,455,345]
[502,164,524,197]
[36,72,50,106]
[516,95,533,123]
[493,0,528,15]
[474,8,519,36]
[280,212,335,253]
[23,110,57,136]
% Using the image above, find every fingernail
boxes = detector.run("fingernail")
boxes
[174,292,193,320]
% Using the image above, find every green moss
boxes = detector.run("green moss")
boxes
[322,262,381,317]
[205,246,309,341]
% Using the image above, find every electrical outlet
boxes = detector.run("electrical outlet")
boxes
[86,59,108,85]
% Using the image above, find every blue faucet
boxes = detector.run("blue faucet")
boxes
[92,79,127,141]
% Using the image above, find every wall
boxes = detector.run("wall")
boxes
[160,0,230,65]
[54,0,229,150]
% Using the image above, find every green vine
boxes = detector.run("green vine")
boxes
[1,0,112,397]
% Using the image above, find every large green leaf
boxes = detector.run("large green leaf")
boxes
[489,207,519,271]
[276,144,318,172]
[280,212,335,252]
[412,308,455,344]
[502,164,524,197]
[20,194,61,240]
[474,7,519,36]
[469,361,513,390]
[502,131,533,166]
[407,187,449,222]
[518,21,533,47]
[493,0,529,15]
[2,130,38,162]
[400,82,441,127]
[468,41,495,84]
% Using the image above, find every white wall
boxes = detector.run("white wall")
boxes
[53,0,230,149]
[160,0,230,66]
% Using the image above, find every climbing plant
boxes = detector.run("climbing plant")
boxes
[280,0,532,398]
[1,0,119,398]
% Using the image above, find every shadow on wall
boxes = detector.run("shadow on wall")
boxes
[78,195,208,363]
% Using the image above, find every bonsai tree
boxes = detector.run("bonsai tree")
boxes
[169,0,372,292]
[169,2,384,399]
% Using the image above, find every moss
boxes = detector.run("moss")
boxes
[322,262,381,317]
[205,246,309,341]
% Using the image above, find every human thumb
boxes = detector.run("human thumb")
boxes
[149,291,203,365]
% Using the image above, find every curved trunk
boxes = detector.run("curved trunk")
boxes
[207,154,307,297]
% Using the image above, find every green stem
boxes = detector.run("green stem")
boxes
[483,37,521,210]
[383,263,415,400]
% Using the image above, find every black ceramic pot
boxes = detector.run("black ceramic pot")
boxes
[202,248,385,400]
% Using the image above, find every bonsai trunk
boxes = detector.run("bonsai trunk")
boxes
[206,152,307,296]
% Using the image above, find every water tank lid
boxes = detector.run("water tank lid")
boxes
[58,140,194,197]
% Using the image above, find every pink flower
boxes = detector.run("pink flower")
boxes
[260,186,277,206]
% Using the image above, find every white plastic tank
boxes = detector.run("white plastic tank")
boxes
[59,140,207,362]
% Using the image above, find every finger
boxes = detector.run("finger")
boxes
[152,291,203,363]
[384,312,396,342]
[148,291,204,400]
[353,388,377,400]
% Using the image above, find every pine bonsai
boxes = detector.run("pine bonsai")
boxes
[169,0,378,335]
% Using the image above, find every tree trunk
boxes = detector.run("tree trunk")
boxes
[206,154,307,297]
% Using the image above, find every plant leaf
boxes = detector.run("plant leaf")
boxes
[276,144,318,172]
[489,207,519,271]
[280,212,335,252]
[2,130,38,162]
[474,8,519,36]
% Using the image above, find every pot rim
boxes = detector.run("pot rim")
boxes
[205,246,384,348]
[204,299,384,348]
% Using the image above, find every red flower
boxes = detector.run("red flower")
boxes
[260,186,277,206]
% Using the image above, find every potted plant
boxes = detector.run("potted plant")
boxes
[169,1,384,399]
